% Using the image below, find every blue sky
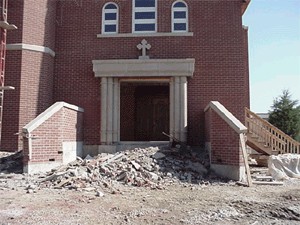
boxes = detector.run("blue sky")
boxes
[243,0,300,113]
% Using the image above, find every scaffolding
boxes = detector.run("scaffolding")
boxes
[0,0,16,146]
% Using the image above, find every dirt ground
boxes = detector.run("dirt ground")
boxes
[1,150,300,225]
[1,174,300,225]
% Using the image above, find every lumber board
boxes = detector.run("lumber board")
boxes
[252,181,283,185]
[240,133,253,187]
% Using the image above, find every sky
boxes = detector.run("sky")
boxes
[243,0,300,113]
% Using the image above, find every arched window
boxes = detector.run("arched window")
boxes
[172,1,188,32]
[132,0,157,33]
[102,3,118,34]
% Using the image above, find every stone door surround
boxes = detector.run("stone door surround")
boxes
[92,58,195,145]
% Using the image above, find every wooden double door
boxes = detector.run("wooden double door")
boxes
[135,86,169,141]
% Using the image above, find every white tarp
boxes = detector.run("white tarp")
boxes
[268,154,300,180]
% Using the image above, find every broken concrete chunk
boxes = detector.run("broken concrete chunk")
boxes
[187,161,208,175]
[152,152,166,160]
[76,156,83,162]
[84,154,93,160]
[130,161,141,171]
[148,172,159,181]
[96,190,105,197]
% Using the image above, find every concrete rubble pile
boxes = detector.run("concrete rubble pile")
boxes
[39,147,210,193]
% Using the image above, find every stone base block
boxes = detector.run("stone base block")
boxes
[82,145,99,158]
[63,141,83,163]
[98,145,117,154]
[210,164,245,181]
[116,141,169,152]
[83,142,169,157]
[24,162,62,174]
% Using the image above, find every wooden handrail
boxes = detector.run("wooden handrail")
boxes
[245,107,300,154]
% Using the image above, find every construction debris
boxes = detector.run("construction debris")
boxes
[0,150,23,173]
[38,147,210,193]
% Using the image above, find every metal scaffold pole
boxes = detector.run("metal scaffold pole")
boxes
[0,0,17,146]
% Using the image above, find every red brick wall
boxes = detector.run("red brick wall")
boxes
[23,106,83,164]
[1,51,22,151]
[1,1,24,151]
[22,0,57,50]
[243,27,250,111]
[7,0,23,43]
[2,0,57,151]
[53,0,248,147]
[3,0,249,150]
[205,108,243,166]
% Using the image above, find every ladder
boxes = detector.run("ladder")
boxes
[0,0,16,146]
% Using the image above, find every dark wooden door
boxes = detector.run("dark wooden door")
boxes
[135,88,169,141]
[152,98,169,140]
[135,95,153,141]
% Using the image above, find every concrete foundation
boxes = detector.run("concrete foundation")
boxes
[63,141,83,163]
[83,142,169,157]
[23,162,62,174]
[210,164,245,181]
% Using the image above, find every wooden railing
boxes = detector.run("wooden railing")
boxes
[245,108,300,154]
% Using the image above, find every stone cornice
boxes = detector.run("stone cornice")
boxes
[6,43,55,57]
[92,58,195,77]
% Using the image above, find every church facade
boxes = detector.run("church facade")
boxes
[2,0,250,176]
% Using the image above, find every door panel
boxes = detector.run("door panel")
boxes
[152,98,169,141]
[135,95,153,141]
[135,86,169,141]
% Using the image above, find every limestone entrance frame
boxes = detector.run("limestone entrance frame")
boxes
[92,58,195,146]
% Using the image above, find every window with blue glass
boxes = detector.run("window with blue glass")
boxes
[102,3,118,34]
[172,1,188,32]
[133,0,157,33]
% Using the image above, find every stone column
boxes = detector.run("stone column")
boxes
[170,76,188,142]
[100,77,120,144]
[112,78,120,142]
[179,76,188,142]
[100,77,108,144]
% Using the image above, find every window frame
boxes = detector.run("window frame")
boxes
[171,0,188,33]
[102,2,119,34]
[132,0,157,33]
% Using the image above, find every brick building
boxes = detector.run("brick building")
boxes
[1,0,250,178]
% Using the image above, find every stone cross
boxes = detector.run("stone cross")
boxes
[137,39,151,59]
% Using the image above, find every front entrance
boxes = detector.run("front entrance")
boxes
[94,57,194,145]
[120,83,169,141]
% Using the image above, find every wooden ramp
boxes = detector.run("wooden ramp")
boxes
[245,108,300,156]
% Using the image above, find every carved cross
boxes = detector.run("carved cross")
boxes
[137,39,151,59]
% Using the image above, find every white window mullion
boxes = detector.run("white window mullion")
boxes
[135,7,156,12]
[173,18,186,23]
[135,19,156,24]
[105,9,117,13]
[105,20,117,25]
